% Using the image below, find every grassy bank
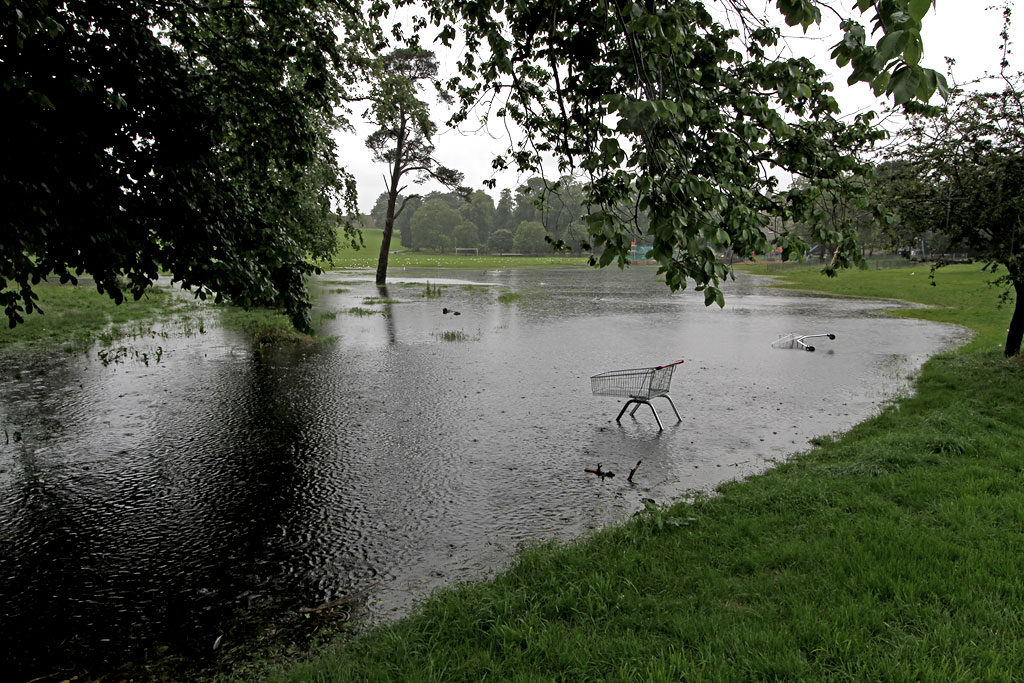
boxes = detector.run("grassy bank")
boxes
[742,262,1011,352]
[327,228,588,270]
[0,281,315,357]
[0,281,204,355]
[265,264,1024,681]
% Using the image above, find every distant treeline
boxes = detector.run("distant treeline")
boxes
[361,176,647,254]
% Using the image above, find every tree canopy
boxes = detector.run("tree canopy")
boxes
[881,73,1024,356]
[4,0,950,329]
[427,0,945,306]
[2,0,368,330]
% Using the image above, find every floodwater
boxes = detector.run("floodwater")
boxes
[0,267,967,679]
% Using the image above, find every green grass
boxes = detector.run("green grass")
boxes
[325,228,588,270]
[263,262,1024,682]
[346,307,380,317]
[421,282,445,298]
[0,281,203,355]
[433,330,470,342]
[742,262,1010,352]
[218,308,331,348]
[0,281,335,356]
[497,291,524,304]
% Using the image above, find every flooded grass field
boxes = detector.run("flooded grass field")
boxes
[0,267,967,679]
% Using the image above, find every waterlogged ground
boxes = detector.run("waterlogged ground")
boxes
[0,268,967,679]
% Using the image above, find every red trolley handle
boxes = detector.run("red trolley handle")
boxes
[654,359,685,370]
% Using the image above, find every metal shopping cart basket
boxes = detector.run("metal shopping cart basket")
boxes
[771,333,836,352]
[590,360,683,431]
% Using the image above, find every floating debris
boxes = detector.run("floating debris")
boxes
[585,463,615,478]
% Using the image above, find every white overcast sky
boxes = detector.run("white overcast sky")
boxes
[335,2,1023,214]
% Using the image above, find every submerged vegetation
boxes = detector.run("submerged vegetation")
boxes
[219,309,331,349]
[421,282,445,298]
[0,281,201,355]
[433,329,470,342]
[264,264,1023,681]
[346,306,381,317]
[496,292,524,304]
[0,281,335,357]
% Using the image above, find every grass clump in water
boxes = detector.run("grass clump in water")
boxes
[314,311,339,323]
[346,307,379,317]
[237,313,314,347]
[434,330,469,342]
[421,282,445,299]
[497,291,523,304]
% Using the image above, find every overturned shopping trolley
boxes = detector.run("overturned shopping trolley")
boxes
[590,360,684,431]
[771,333,836,352]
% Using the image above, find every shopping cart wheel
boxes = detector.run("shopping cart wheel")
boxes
[805,346,815,352]
[827,334,836,340]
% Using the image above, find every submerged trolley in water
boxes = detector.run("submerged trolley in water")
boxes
[771,333,836,352]
[590,360,684,431]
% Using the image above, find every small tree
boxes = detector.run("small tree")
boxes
[487,229,515,254]
[513,221,549,255]
[369,192,391,229]
[364,48,463,284]
[459,190,496,243]
[395,195,422,248]
[884,73,1024,356]
[453,222,480,249]
[494,189,514,233]
[410,199,460,251]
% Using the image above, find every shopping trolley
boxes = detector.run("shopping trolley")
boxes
[771,333,835,352]
[590,360,683,431]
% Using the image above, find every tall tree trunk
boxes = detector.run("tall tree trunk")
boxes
[375,191,398,285]
[375,120,407,286]
[1005,277,1023,357]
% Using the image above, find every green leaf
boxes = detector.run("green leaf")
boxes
[915,68,936,100]
[871,72,892,96]
[888,66,922,105]
[904,31,923,67]
[908,0,932,22]
[876,30,907,63]
[935,72,951,100]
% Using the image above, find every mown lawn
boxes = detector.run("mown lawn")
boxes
[745,262,1012,352]
[259,263,1024,682]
